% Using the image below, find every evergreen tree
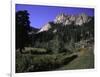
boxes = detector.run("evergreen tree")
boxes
[16,10,30,53]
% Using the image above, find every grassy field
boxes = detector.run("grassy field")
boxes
[16,47,78,73]
[16,45,94,73]
[58,47,94,70]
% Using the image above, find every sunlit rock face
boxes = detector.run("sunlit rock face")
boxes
[38,13,91,33]
[54,13,91,26]
[54,13,67,24]
[75,13,90,26]
[38,23,51,33]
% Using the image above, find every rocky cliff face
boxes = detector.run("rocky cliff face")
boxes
[54,13,91,26]
[38,13,92,33]
[38,23,52,33]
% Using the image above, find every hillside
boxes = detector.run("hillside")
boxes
[16,12,94,73]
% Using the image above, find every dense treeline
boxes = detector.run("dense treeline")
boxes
[31,17,94,53]
[16,10,94,53]
[16,10,94,73]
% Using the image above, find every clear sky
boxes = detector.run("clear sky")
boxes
[16,4,94,29]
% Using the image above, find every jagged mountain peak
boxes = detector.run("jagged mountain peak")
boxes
[54,13,91,26]
[38,13,92,33]
[38,22,52,33]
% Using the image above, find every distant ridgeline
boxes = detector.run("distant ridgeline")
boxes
[28,13,94,52]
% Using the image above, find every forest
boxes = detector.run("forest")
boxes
[16,10,94,73]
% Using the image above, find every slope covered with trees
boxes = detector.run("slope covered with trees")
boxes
[16,11,94,73]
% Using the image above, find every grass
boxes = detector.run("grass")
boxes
[16,45,94,73]
[58,47,94,70]
[20,47,52,54]
[16,49,78,73]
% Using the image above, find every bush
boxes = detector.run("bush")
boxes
[58,48,72,54]
[22,47,52,54]
[16,52,78,73]
[16,53,33,73]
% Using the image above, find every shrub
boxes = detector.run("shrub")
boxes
[16,52,78,73]
[22,47,52,54]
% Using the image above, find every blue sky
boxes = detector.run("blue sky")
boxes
[16,4,94,29]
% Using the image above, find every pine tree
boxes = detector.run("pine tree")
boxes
[16,10,30,53]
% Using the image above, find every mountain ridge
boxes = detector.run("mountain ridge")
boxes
[38,13,92,33]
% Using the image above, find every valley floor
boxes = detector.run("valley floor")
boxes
[16,44,94,73]
[58,46,94,70]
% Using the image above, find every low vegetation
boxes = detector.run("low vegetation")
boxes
[16,49,78,73]
[15,10,94,73]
